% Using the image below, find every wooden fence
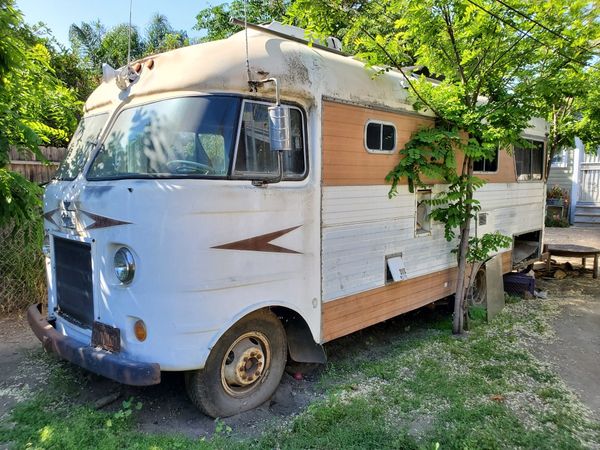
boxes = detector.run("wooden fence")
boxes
[9,146,67,184]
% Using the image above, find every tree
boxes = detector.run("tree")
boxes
[69,20,106,70]
[99,23,144,68]
[289,0,600,333]
[195,0,290,42]
[70,21,144,70]
[0,0,81,230]
[146,13,189,54]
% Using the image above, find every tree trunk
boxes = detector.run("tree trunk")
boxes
[452,157,474,334]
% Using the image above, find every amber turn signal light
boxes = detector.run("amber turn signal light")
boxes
[134,319,147,341]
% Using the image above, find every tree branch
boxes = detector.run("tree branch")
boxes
[360,27,443,118]
[441,4,466,84]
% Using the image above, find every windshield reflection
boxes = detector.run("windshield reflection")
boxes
[87,96,240,180]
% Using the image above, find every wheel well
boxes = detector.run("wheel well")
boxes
[270,306,327,364]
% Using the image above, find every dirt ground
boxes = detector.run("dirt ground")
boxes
[539,225,600,419]
[0,225,599,436]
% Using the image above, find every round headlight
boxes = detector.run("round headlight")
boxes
[114,247,135,284]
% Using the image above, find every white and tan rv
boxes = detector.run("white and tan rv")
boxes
[28,22,546,417]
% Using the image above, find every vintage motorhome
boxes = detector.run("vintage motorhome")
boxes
[28,22,547,417]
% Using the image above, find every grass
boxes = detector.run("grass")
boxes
[1,296,599,449]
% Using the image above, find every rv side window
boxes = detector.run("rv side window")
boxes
[365,121,396,153]
[233,101,306,179]
[515,139,544,181]
[473,148,499,172]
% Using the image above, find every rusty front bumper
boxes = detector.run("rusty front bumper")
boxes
[27,304,161,386]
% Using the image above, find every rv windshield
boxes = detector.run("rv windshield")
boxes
[55,114,108,180]
[87,96,241,180]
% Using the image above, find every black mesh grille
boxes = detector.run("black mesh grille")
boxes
[54,237,94,328]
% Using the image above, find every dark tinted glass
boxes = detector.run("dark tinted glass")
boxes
[382,125,395,151]
[366,123,381,150]
[474,148,498,172]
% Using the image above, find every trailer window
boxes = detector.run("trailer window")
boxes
[515,140,544,181]
[87,96,240,179]
[233,101,306,179]
[473,148,499,172]
[365,121,396,153]
[55,114,108,180]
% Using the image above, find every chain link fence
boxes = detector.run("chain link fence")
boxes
[0,219,46,314]
[1,146,63,314]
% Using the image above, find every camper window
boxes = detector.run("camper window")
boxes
[87,96,240,180]
[515,139,544,181]
[473,148,499,172]
[233,101,306,180]
[365,121,396,153]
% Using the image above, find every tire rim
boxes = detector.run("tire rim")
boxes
[220,331,271,397]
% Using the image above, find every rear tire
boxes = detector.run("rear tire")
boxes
[469,267,487,307]
[185,309,287,418]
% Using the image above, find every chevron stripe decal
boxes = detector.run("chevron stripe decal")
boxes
[211,225,302,254]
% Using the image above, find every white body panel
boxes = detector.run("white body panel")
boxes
[321,182,545,301]
[45,176,321,370]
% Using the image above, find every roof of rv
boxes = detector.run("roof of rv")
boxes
[84,24,417,115]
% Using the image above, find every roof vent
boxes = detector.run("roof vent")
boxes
[262,21,342,51]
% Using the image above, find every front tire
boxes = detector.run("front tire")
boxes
[185,309,287,418]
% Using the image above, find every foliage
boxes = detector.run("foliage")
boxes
[0,0,81,229]
[68,20,107,71]
[526,1,600,167]
[290,0,600,333]
[464,232,512,263]
[146,13,189,55]
[386,126,460,195]
[194,0,290,42]
[547,184,568,200]
[545,216,570,228]
[70,15,190,75]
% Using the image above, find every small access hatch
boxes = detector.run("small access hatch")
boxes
[386,253,408,283]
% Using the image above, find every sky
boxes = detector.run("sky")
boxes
[16,0,212,47]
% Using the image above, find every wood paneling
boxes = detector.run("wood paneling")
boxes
[321,100,517,185]
[501,250,513,273]
[322,101,433,186]
[321,250,513,342]
[322,266,457,342]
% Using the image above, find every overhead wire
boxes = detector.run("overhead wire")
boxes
[464,0,599,72]
[491,0,598,56]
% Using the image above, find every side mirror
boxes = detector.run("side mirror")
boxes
[268,105,292,152]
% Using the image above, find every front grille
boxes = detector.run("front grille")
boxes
[54,237,94,328]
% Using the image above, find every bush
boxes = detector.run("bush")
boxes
[545,216,570,228]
